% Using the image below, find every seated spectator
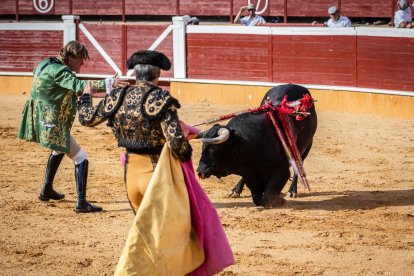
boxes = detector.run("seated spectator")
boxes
[394,0,412,28]
[234,3,266,26]
[313,6,352,27]
[187,16,200,25]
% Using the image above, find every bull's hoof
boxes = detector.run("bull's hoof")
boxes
[287,192,298,198]
[228,191,241,198]
[262,195,286,209]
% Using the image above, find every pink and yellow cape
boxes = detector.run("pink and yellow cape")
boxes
[115,145,235,276]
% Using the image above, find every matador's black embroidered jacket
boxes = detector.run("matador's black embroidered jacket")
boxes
[78,81,192,166]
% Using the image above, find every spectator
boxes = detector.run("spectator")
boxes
[313,6,352,27]
[394,0,412,28]
[188,17,200,25]
[234,3,266,26]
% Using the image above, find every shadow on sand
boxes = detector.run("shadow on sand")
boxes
[213,189,414,211]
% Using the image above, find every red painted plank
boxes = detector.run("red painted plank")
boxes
[272,35,355,86]
[180,0,230,16]
[0,30,62,72]
[187,33,269,81]
[77,23,123,75]
[72,0,122,15]
[126,24,174,78]
[78,23,174,76]
[357,36,414,91]
[0,0,16,14]
[125,0,176,15]
[287,0,336,17]
[341,0,392,18]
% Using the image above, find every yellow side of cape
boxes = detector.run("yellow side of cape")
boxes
[115,145,204,276]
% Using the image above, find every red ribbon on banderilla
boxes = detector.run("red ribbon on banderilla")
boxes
[193,94,315,191]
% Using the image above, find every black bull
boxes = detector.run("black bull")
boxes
[196,84,317,208]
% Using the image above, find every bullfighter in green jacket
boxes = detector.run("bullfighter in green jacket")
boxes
[18,40,125,213]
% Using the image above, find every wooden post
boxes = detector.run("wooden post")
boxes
[176,0,180,15]
[230,0,234,24]
[122,0,127,75]
[62,15,79,44]
[172,16,187,78]
[16,0,19,22]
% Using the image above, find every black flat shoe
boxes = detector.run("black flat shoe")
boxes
[75,201,103,213]
[38,190,65,201]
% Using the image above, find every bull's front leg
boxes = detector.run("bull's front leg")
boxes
[229,178,245,198]
[261,166,290,208]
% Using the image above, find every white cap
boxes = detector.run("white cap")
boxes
[247,3,256,10]
[328,6,337,15]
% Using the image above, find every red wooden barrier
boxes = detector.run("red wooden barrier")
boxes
[342,0,392,18]
[0,0,16,14]
[357,36,414,91]
[185,30,414,92]
[125,0,176,15]
[272,35,356,86]
[77,23,173,77]
[126,24,174,78]
[1,0,400,21]
[0,30,62,72]
[287,0,335,17]
[1,23,413,93]
[72,0,122,15]
[77,23,123,75]
[186,34,270,81]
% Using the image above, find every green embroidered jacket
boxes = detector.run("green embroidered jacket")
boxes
[17,57,105,153]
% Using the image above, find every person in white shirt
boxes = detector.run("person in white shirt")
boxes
[323,6,352,27]
[311,6,352,27]
[394,0,412,28]
[234,3,266,26]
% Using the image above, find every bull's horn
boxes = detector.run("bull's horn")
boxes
[200,128,230,144]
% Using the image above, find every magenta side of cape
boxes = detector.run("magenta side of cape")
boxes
[180,161,235,276]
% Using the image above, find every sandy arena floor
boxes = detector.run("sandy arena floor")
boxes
[0,92,413,275]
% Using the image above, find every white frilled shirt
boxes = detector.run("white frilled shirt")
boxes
[325,16,352,28]
[240,15,266,26]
